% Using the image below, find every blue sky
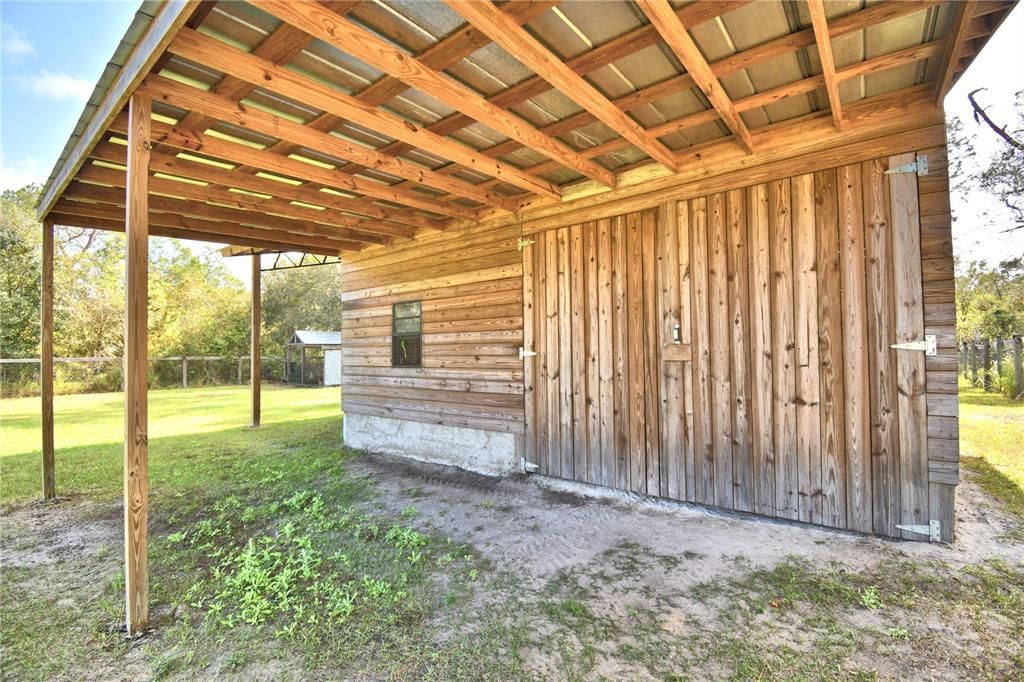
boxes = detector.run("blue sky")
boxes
[1,1,1021,274]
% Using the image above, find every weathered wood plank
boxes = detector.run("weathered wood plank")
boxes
[523,230,537,468]
[642,209,662,496]
[251,255,261,428]
[584,221,602,485]
[598,218,615,488]
[612,215,630,490]
[747,184,775,517]
[690,197,714,505]
[41,220,55,500]
[727,189,753,512]
[627,212,647,493]
[708,193,734,509]
[570,224,589,482]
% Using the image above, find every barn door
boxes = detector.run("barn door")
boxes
[522,211,663,495]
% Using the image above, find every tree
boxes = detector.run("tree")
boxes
[955,256,1024,340]
[262,265,344,356]
[0,185,42,358]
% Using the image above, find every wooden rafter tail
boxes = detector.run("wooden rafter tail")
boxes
[88,140,432,235]
[807,0,844,131]
[252,0,618,189]
[53,197,364,253]
[446,0,680,172]
[167,28,561,202]
[75,164,393,245]
[63,179,386,246]
[634,0,754,154]
[137,75,521,212]
[106,112,476,221]
[935,0,979,104]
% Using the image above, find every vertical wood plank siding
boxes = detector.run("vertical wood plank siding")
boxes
[342,147,956,540]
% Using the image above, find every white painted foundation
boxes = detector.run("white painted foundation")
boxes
[343,413,519,476]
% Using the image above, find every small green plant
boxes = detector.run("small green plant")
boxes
[887,626,910,640]
[860,586,883,610]
[399,504,418,519]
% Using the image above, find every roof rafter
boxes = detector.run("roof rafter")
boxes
[88,140,429,235]
[445,0,681,171]
[139,73,521,211]
[108,112,478,220]
[165,27,560,200]
[252,0,619,188]
[935,0,979,103]
[807,0,844,131]
[634,0,755,154]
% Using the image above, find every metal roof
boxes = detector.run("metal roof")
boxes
[289,330,342,346]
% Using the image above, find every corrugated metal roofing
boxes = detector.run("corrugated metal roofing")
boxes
[290,330,342,345]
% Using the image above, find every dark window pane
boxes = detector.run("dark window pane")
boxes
[394,301,421,318]
[394,316,421,334]
[392,335,421,367]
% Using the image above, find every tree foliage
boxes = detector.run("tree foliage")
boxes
[955,257,1024,340]
[262,265,344,355]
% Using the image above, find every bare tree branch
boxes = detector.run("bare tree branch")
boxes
[969,88,1024,149]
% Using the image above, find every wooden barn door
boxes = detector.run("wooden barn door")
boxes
[522,210,664,495]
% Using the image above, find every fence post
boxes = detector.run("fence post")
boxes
[181,356,188,389]
[1014,336,1023,399]
[238,357,243,385]
[982,339,992,391]
[971,342,978,386]
[996,337,1004,381]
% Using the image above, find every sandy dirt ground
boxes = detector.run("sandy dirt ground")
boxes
[3,454,1022,680]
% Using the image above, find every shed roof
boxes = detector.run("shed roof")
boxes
[35,0,1017,256]
[289,330,342,346]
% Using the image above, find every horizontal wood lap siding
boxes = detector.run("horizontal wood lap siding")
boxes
[341,222,524,434]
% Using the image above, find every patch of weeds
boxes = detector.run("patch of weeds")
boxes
[886,626,909,640]
[860,585,883,610]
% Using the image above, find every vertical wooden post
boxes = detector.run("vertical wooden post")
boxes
[996,337,1004,381]
[971,342,978,386]
[123,93,151,637]
[1013,336,1023,398]
[237,357,243,385]
[181,356,188,388]
[41,219,56,501]
[251,255,261,428]
[962,341,969,378]
[300,346,306,385]
[982,339,991,391]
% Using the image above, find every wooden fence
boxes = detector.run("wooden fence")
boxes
[959,336,1024,398]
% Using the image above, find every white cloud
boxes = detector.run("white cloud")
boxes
[0,152,45,192]
[1,23,35,57]
[20,69,92,101]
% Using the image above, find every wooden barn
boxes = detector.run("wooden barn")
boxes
[34,0,1016,634]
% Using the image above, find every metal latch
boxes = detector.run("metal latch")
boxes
[884,154,929,176]
[517,238,535,250]
[890,334,937,356]
[895,520,941,542]
[519,347,538,360]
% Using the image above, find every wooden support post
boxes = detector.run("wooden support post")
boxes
[181,356,188,388]
[238,356,243,385]
[995,337,1004,380]
[962,341,970,378]
[1013,336,1023,399]
[981,339,991,391]
[41,219,56,501]
[251,255,261,428]
[300,346,306,386]
[123,93,151,637]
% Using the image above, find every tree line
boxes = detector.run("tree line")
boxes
[1,184,342,392]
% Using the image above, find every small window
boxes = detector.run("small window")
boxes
[391,301,422,367]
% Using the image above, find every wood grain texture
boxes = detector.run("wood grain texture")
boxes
[41,220,55,500]
[123,94,150,637]
[251,256,261,428]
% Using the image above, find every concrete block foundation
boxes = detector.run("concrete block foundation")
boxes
[342,413,518,476]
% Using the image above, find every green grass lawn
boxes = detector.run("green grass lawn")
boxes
[959,382,1024,535]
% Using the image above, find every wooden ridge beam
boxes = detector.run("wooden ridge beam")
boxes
[252,0,618,188]
[108,112,476,220]
[49,211,343,256]
[75,163,392,244]
[64,178,385,246]
[935,0,979,103]
[88,140,427,235]
[635,0,754,154]
[807,0,844,130]
[139,74,520,211]
[165,28,560,200]
[54,197,362,252]
[446,0,680,171]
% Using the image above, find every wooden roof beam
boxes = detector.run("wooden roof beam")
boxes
[108,112,477,221]
[54,197,363,253]
[446,0,681,172]
[75,163,393,244]
[252,0,618,188]
[66,175,389,245]
[48,211,344,256]
[935,0,979,103]
[139,74,521,211]
[165,28,560,200]
[807,0,844,131]
[635,0,754,154]
[88,140,427,236]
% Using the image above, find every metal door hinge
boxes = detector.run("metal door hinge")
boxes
[884,154,928,176]
[895,520,941,542]
[890,334,937,356]
[522,458,539,472]
[517,238,535,250]
[519,347,538,360]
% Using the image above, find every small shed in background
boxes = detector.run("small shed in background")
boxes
[285,330,341,386]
